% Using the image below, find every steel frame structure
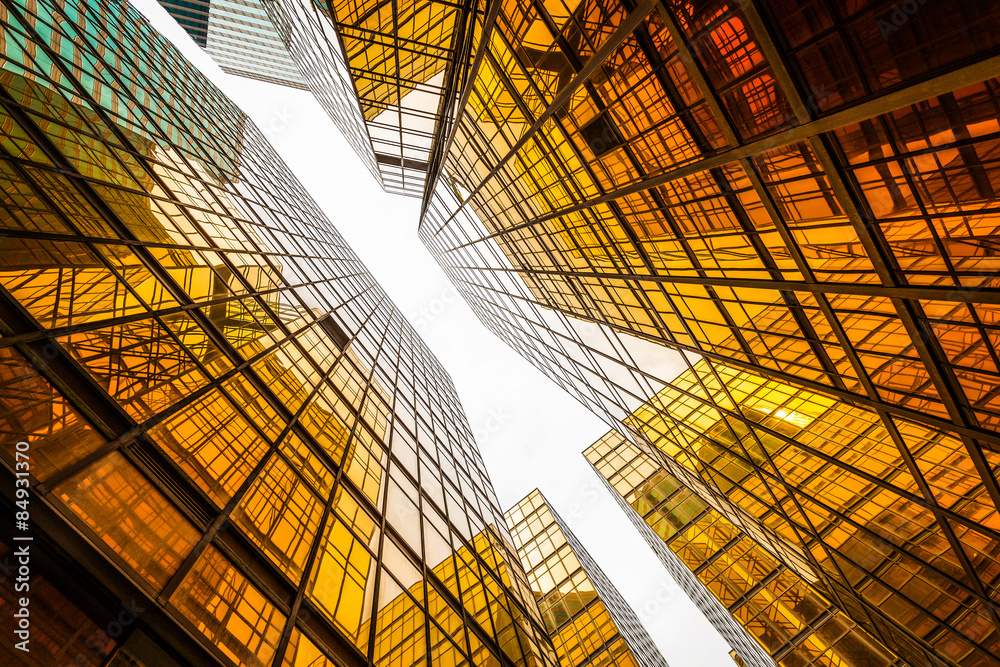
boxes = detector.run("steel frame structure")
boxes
[0,1,559,666]
[504,489,668,667]
[419,1,1000,666]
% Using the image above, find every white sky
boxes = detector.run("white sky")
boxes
[133,2,735,664]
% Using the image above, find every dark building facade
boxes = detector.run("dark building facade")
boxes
[0,1,559,666]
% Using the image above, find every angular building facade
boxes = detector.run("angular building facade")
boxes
[158,0,476,197]
[409,3,1000,667]
[418,0,1000,494]
[578,358,1000,667]
[156,0,309,89]
[586,431,907,667]
[585,444,777,667]
[503,489,668,667]
[146,0,1000,665]
[0,1,558,666]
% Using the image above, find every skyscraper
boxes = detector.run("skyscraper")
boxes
[158,0,474,197]
[420,0,1000,462]
[410,3,1000,666]
[585,441,777,667]
[504,489,668,667]
[577,357,1000,667]
[0,1,557,666]
[121,0,1000,664]
[586,431,908,667]
[156,0,309,89]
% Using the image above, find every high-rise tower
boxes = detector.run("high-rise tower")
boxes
[586,431,910,667]
[504,489,668,667]
[414,3,1000,666]
[158,0,478,197]
[0,2,557,666]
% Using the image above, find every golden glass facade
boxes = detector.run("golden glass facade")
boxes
[159,0,482,197]
[504,490,667,667]
[587,432,907,667]
[602,360,1000,667]
[420,0,1000,451]
[411,2,1000,667]
[0,1,556,665]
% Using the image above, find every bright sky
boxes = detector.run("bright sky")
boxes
[133,2,735,664]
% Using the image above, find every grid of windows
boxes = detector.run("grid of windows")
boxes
[586,432,907,667]
[417,2,1000,666]
[504,490,667,667]
[14,0,1000,664]
[159,0,484,197]
[274,0,485,197]
[0,1,557,665]
[421,0,1000,445]
[578,357,1000,666]
[618,360,1000,666]
[158,0,310,89]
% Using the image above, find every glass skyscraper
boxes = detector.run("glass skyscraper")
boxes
[577,357,1000,667]
[504,489,668,667]
[156,0,309,89]
[158,0,474,197]
[0,1,557,665]
[11,0,1000,666]
[419,0,1000,462]
[585,440,778,667]
[587,431,908,667]
[411,3,1000,666]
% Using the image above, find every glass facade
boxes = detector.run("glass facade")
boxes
[0,1,557,665]
[587,431,907,667]
[420,0,1000,450]
[413,2,1000,667]
[504,490,667,667]
[299,0,481,197]
[588,440,778,667]
[603,360,1000,667]
[159,0,482,197]
[158,0,309,89]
